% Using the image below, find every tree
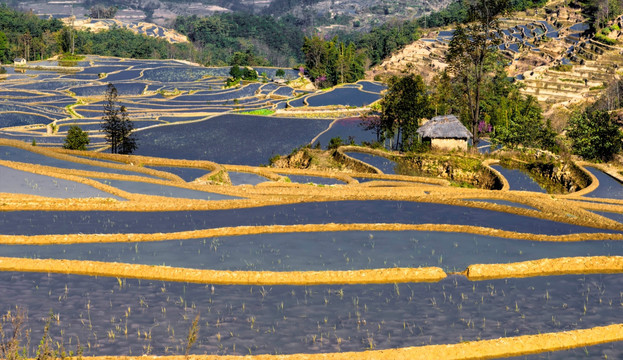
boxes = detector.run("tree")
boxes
[118,106,137,154]
[567,110,622,162]
[302,35,365,87]
[101,83,137,154]
[491,92,557,150]
[429,70,457,117]
[90,5,117,19]
[229,64,243,79]
[360,114,383,143]
[63,125,90,150]
[0,31,8,63]
[446,0,509,146]
[378,74,431,151]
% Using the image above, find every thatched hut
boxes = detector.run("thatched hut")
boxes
[417,115,472,151]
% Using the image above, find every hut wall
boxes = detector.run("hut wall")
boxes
[431,138,468,151]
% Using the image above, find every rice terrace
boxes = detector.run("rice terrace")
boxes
[2,19,623,359]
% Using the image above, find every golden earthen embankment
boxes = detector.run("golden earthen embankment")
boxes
[2,182,622,232]
[0,257,447,285]
[58,324,623,360]
[2,255,623,285]
[465,256,623,280]
[3,139,623,233]
[2,223,623,246]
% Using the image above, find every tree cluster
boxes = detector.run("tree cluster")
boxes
[0,5,194,63]
[0,4,63,63]
[349,20,420,66]
[583,0,623,29]
[227,64,259,86]
[567,110,622,162]
[376,74,431,151]
[101,83,137,155]
[417,0,547,29]
[302,35,366,87]
[71,27,195,60]
[174,13,304,67]
[365,61,556,153]
[445,0,510,146]
[89,5,117,19]
[565,81,623,162]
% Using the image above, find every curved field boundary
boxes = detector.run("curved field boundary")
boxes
[2,184,623,232]
[2,223,622,245]
[565,162,600,197]
[222,165,284,182]
[348,171,450,185]
[334,146,382,174]
[53,147,226,184]
[5,255,623,284]
[0,257,446,285]
[68,324,623,359]
[465,256,623,280]
[482,159,510,191]
[0,139,181,181]
[266,167,355,185]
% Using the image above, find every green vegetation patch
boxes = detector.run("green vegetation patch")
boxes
[239,109,276,116]
[594,34,617,45]
[551,64,573,72]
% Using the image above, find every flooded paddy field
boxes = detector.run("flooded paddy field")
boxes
[1,56,623,359]
[0,200,613,236]
[1,231,622,272]
[1,272,621,356]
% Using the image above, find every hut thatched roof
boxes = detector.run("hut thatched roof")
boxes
[417,115,472,139]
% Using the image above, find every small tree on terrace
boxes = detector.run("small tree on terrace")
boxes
[101,83,137,154]
[63,125,90,150]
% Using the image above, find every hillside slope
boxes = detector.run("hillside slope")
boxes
[368,5,623,113]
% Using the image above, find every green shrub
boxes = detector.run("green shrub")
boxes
[594,34,616,45]
[239,109,275,116]
[63,125,90,150]
[269,154,281,165]
[551,64,572,72]
[328,136,344,149]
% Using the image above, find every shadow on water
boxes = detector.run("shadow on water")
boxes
[582,166,623,199]
[490,164,546,193]
[228,171,271,186]
[345,152,397,174]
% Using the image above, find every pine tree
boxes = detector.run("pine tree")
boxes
[101,83,137,154]
[118,106,137,154]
